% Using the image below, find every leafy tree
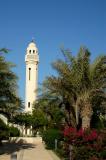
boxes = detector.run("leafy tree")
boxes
[33,95,65,130]
[32,107,48,129]
[13,113,33,127]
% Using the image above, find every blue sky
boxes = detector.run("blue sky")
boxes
[0,0,106,101]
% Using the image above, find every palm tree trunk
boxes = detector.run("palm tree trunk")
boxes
[81,102,93,129]
[82,115,91,128]
[75,104,79,125]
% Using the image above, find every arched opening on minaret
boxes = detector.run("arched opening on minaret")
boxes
[28,102,30,108]
[29,68,31,80]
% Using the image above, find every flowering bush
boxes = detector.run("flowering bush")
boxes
[64,127,98,145]
[63,127,106,160]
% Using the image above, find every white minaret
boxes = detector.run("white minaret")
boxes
[25,40,39,112]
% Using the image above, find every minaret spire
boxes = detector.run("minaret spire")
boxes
[31,37,35,43]
[25,41,39,113]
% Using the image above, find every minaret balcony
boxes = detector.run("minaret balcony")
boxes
[25,54,39,62]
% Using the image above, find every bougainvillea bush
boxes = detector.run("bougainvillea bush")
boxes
[63,127,106,160]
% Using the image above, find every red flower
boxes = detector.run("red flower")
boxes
[63,127,98,146]
[91,130,98,139]
[63,127,76,137]
[77,128,84,137]
[83,130,98,142]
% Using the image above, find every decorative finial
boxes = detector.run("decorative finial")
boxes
[31,37,35,43]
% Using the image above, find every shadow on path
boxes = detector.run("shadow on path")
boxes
[0,139,36,155]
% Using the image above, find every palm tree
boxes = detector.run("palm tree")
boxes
[0,48,22,120]
[42,47,106,129]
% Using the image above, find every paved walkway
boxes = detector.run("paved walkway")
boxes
[0,137,60,160]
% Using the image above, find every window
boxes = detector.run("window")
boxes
[29,68,31,80]
[28,102,30,108]
[25,128,27,134]
[33,50,35,53]
[29,50,31,54]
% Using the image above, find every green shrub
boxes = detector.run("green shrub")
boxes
[0,119,9,143]
[73,146,97,160]
[42,128,63,149]
[9,126,20,137]
[56,148,69,160]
